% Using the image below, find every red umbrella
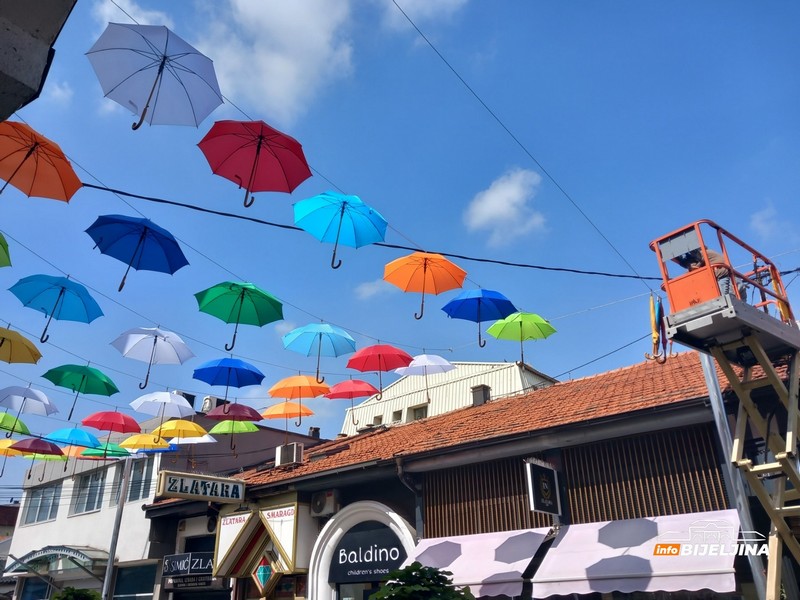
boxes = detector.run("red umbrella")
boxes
[197,120,312,208]
[10,438,64,456]
[204,402,262,422]
[346,344,413,399]
[325,379,379,427]
[81,410,141,434]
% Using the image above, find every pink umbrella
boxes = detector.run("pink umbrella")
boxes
[82,410,141,434]
[325,379,379,427]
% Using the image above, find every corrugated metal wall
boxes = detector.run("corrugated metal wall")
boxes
[422,423,727,537]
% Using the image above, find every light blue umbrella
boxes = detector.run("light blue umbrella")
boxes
[44,426,102,449]
[9,274,103,343]
[294,191,388,269]
[282,323,356,383]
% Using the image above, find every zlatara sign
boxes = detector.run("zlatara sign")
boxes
[157,470,245,503]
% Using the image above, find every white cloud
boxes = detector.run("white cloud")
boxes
[42,81,73,106]
[355,279,395,300]
[91,0,173,30]
[380,0,468,30]
[750,203,779,242]
[194,1,354,126]
[274,320,296,337]
[463,168,546,246]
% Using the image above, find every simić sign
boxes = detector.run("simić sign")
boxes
[157,470,245,503]
[162,552,214,577]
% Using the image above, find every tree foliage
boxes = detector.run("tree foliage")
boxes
[370,561,475,600]
[52,587,102,600]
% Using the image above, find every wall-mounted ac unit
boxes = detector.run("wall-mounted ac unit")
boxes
[275,443,304,467]
[310,490,339,517]
[200,395,226,413]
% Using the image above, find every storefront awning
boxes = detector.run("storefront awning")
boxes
[5,545,108,575]
[403,527,552,598]
[532,509,745,597]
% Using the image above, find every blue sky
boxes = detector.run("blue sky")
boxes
[1,0,799,493]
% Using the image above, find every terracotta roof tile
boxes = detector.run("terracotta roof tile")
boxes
[241,352,722,487]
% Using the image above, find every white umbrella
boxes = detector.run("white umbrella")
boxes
[112,327,194,389]
[394,354,456,403]
[0,385,58,417]
[168,434,217,445]
[130,392,195,421]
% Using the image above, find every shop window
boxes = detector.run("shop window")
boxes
[71,470,106,515]
[113,563,157,600]
[410,405,428,421]
[22,483,61,525]
[127,456,154,502]
[19,577,51,600]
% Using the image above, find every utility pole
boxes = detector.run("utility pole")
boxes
[101,457,133,600]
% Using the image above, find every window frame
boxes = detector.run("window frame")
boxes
[71,469,106,515]
[22,482,62,525]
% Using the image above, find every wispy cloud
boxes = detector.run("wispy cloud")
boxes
[355,279,395,300]
[750,202,779,241]
[463,168,546,246]
[380,0,468,30]
[274,320,296,337]
[41,81,74,106]
[91,0,174,30]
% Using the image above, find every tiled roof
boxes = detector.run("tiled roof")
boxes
[242,351,721,487]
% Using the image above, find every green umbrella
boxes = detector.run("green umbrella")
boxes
[208,419,259,453]
[0,233,10,267]
[42,364,120,420]
[81,442,129,459]
[0,412,29,436]
[486,311,556,364]
[195,281,283,351]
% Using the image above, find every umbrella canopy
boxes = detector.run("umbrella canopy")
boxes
[395,354,456,403]
[44,427,102,449]
[85,214,189,291]
[294,191,388,269]
[193,357,265,400]
[153,419,208,439]
[86,22,223,130]
[0,233,10,267]
[486,312,557,364]
[282,324,356,383]
[0,121,82,201]
[384,252,467,319]
[0,413,29,436]
[10,438,64,456]
[442,288,518,348]
[168,434,216,445]
[346,344,413,398]
[197,119,312,207]
[112,326,194,389]
[0,439,22,457]
[208,420,259,435]
[119,433,170,451]
[261,400,315,443]
[268,375,328,427]
[325,379,379,427]
[82,410,141,434]
[0,385,58,417]
[204,402,262,422]
[195,281,283,351]
[9,275,103,343]
[0,328,41,364]
[130,391,195,419]
[42,363,119,420]
[81,442,129,459]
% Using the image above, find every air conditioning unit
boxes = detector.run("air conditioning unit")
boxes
[200,395,226,413]
[275,443,304,467]
[172,390,197,410]
[310,490,339,517]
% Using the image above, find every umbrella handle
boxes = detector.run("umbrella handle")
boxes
[67,389,80,420]
[38,469,45,483]
[0,454,6,476]
[243,190,255,208]
[478,325,486,348]
[132,56,166,130]
[295,415,303,427]
[224,329,238,352]
[414,295,425,320]
[139,366,151,389]
[331,252,342,270]
[40,286,64,343]
[331,204,345,269]
[350,400,359,427]
[225,299,245,351]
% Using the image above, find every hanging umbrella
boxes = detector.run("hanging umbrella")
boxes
[345,343,413,399]
[384,252,467,319]
[268,375,329,427]
[294,191,388,269]
[86,22,223,130]
[194,281,283,351]
[282,324,356,383]
[261,400,315,444]
[130,391,195,431]
[82,410,141,434]
[0,327,41,364]
[153,419,208,439]
[0,385,58,420]
[394,354,456,403]
[193,357,265,400]
[112,326,194,389]
[44,427,102,449]
[0,413,29,436]
[0,233,10,267]
[119,433,170,451]
[442,288,518,348]
[0,439,22,477]
[325,379,379,427]
[10,438,64,456]
[81,442,129,460]
[168,434,216,445]
[486,312,556,364]
[85,214,189,291]
[9,275,103,343]
[42,364,119,420]
[208,419,259,452]
[197,119,312,207]
[205,402,262,422]
[0,121,82,201]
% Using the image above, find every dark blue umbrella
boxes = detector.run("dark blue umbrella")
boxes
[193,357,266,400]
[9,274,103,343]
[442,288,517,348]
[85,214,189,291]
[294,191,388,269]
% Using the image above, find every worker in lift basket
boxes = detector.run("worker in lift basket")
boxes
[673,248,734,296]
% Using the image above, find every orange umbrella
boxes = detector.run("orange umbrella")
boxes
[262,401,315,444]
[384,252,466,319]
[268,375,329,427]
[0,122,82,201]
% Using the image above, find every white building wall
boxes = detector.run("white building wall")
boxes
[340,362,554,436]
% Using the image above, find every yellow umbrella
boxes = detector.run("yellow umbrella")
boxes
[0,327,42,364]
[119,433,169,451]
[152,419,207,439]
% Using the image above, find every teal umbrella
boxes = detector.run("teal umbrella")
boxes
[42,364,119,420]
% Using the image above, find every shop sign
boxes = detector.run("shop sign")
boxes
[328,521,407,584]
[157,470,244,503]
[525,459,561,516]
[162,552,214,577]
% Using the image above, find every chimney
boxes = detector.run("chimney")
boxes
[471,384,491,407]
[308,426,320,439]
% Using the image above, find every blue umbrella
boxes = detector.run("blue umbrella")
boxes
[193,357,266,400]
[9,274,103,343]
[442,289,517,348]
[294,191,388,269]
[282,323,356,383]
[44,426,102,449]
[85,214,189,291]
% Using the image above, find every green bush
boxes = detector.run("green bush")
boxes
[370,562,475,600]
[52,587,101,600]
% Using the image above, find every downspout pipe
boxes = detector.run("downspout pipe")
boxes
[396,457,424,539]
